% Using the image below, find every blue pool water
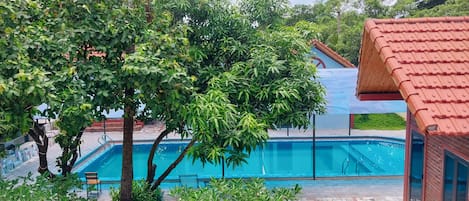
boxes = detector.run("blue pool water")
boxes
[75,138,404,181]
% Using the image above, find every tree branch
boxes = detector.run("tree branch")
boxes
[146,128,171,184]
[151,138,196,190]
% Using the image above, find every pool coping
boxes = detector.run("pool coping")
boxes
[79,175,405,186]
[73,141,113,173]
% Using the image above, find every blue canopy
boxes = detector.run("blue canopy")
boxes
[317,68,406,114]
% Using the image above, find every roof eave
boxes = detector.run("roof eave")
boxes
[358,92,403,101]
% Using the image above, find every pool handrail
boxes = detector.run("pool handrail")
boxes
[98,134,114,146]
[341,158,350,175]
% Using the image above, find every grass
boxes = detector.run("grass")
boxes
[353,113,406,130]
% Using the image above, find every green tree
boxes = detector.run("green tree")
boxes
[324,0,349,35]
[3,0,149,199]
[3,2,326,200]
[390,0,469,18]
[411,0,469,17]
[388,0,416,18]
[294,1,364,65]
[281,0,364,65]
[332,11,365,65]
[0,0,68,176]
[134,0,326,191]
[240,0,289,28]
[0,113,16,143]
[52,1,141,182]
[39,52,96,177]
[1,0,111,180]
[284,5,316,26]
[54,101,94,176]
[52,1,149,199]
[283,21,322,42]
[360,0,389,18]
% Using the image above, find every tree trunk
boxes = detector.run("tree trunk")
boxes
[145,0,153,23]
[59,128,85,176]
[151,138,196,190]
[337,10,341,35]
[120,88,135,201]
[28,121,54,177]
[146,129,171,184]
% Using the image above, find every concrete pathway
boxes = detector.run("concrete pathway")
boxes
[3,121,405,200]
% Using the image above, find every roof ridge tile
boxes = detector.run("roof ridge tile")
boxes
[374,16,469,25]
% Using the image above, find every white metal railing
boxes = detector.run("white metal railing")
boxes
[0,142,38,176]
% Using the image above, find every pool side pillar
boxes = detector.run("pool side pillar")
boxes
[348,114,353,136]
[312,114,316,180]
[222,159,225,178]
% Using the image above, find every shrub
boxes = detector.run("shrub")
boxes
[110,180,163,201]
[170,178,302,201]
[0,173,85,201]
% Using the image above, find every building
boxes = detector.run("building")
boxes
[356,16,469,200]
[311,39,355,69]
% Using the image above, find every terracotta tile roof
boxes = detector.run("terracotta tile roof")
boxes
[311,40,355,68]
[356,16,469,136]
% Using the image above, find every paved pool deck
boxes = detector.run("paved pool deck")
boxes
[3,121,406,200]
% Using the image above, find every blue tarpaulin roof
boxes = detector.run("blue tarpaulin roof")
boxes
[318,68,406,114]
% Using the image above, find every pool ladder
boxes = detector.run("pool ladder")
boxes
[341,157,363,175]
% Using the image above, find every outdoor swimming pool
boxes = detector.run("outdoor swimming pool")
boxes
[75,137,404,182]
